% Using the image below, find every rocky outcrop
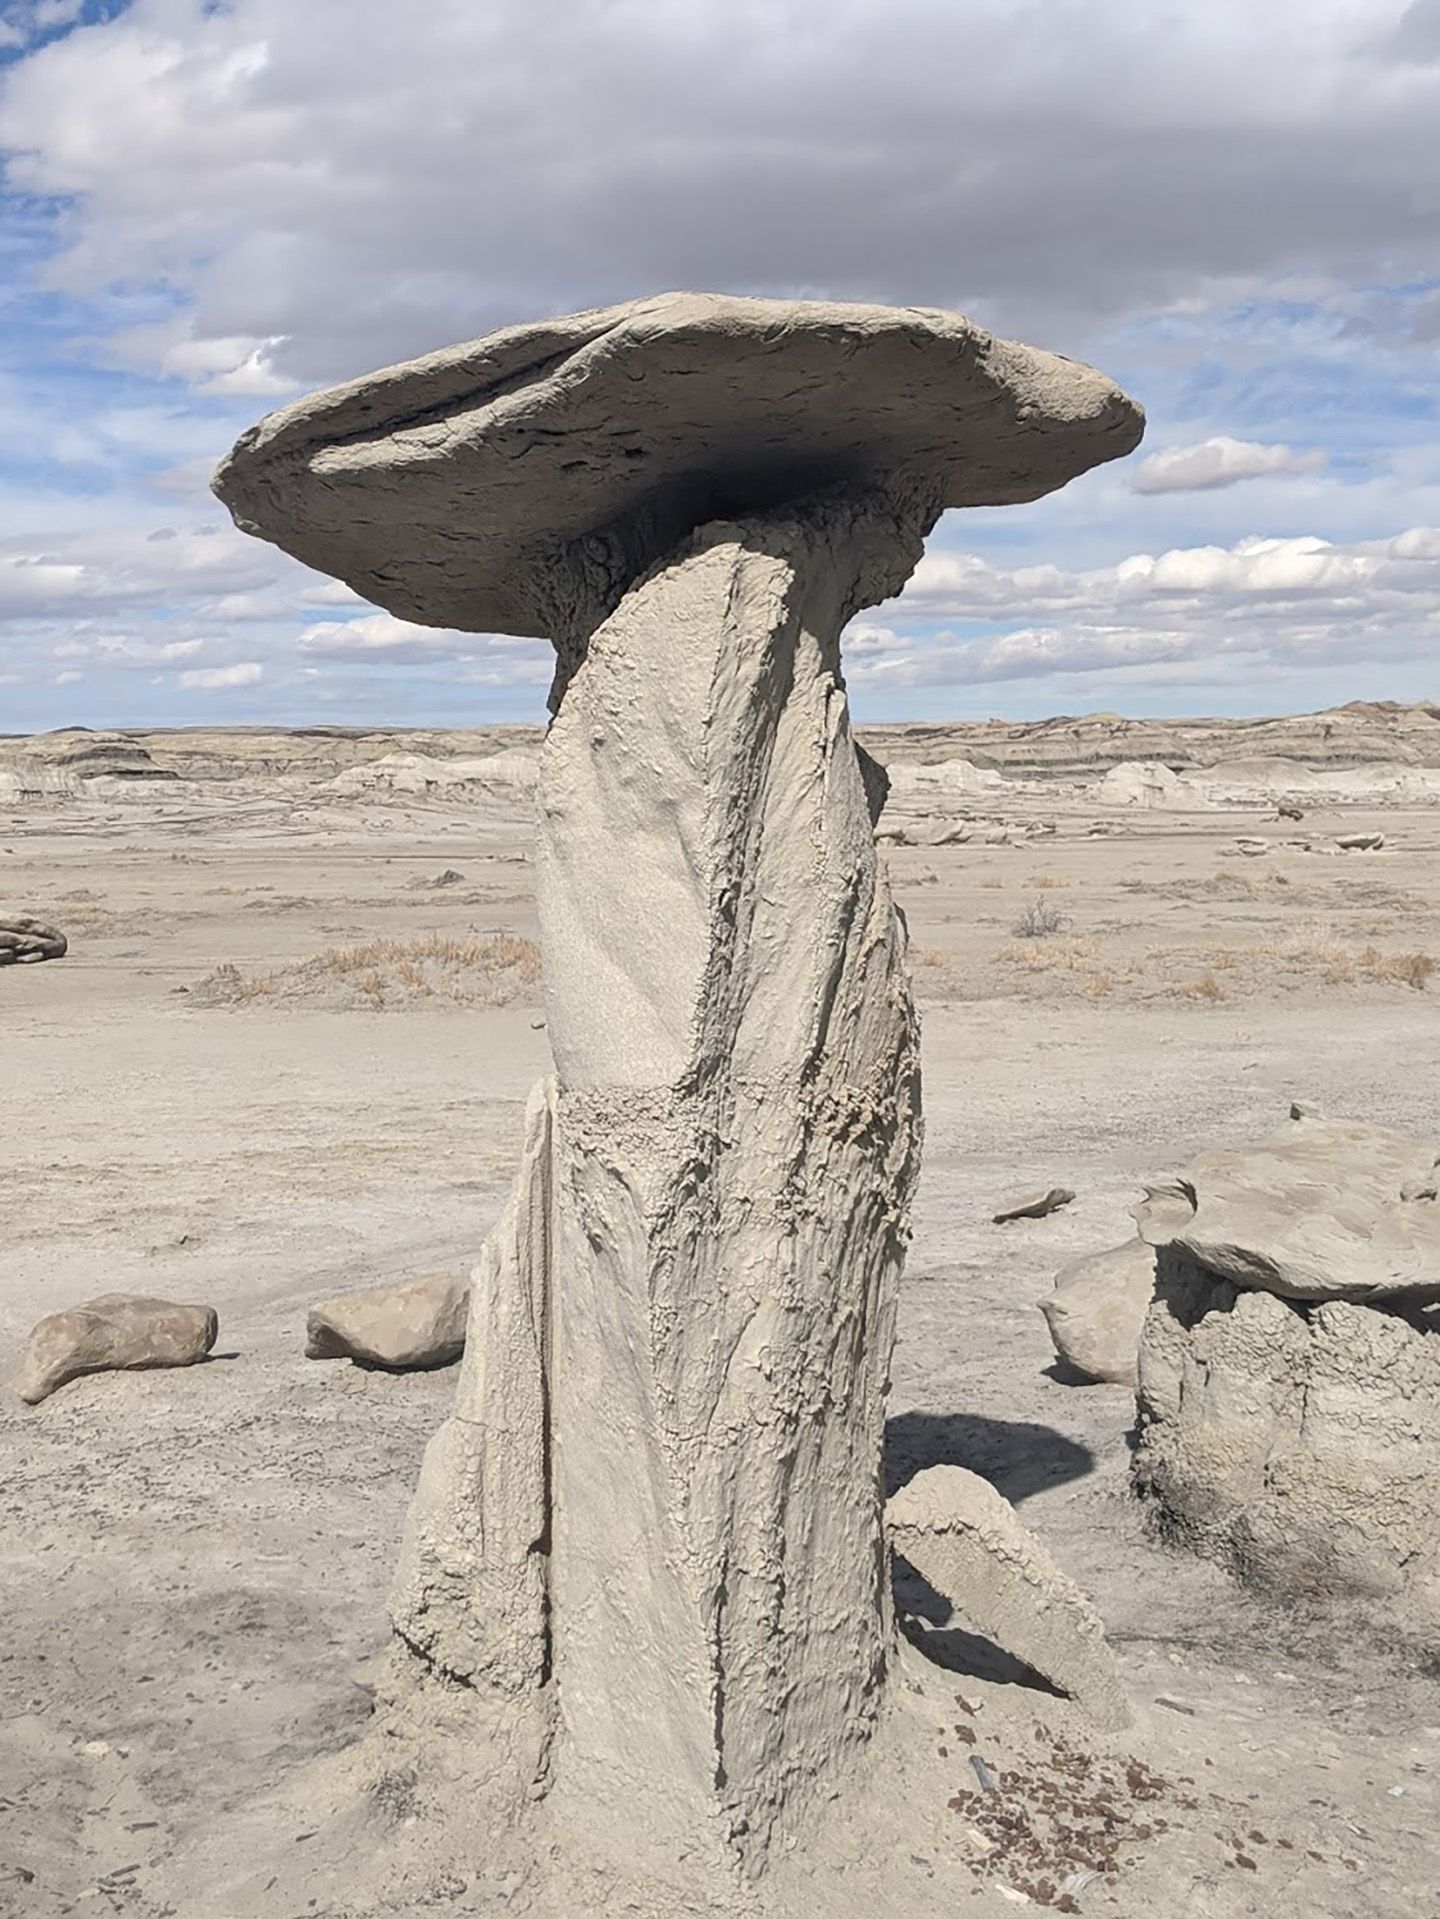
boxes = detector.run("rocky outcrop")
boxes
[1039,1238,1157,1385]
[14,1294,218,1404]
[1134,1109,1440,1628]
[305,1273,469,1370]
[1135,1250,1440,1626]
[888,1465,1129,1729]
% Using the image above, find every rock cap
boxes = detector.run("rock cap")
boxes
[213,292,1143,641]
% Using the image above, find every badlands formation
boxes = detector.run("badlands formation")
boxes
[3,694,1439,1916]
[0,297,1436,1915]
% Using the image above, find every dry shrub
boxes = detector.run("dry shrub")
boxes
[910,944,945,968]
[1033,875,1069,890]
[1178,972,1225,1002]
[191,932,542,1011]
[1011,897,1068,940]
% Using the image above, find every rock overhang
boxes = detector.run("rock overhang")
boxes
[212,291,1144,642]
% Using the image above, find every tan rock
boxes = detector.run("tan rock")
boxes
[15,1294,218,1404]
[993,1186,1075,1224]
[305,1273,468,1370]
[1135,1109,1440,1302]
[888,1464,1129,1729]
[1038,1239,1156,1385]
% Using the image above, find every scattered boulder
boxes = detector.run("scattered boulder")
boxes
[1233,837,1269,857]
[1277,802,1304,821]
[888,1464,1129,1728]
[306,1273,468,1370]
[1336,831,1384,852]
[1038,1239,1157,1385]
[994,1187,1075,1225]
[1134,1109,1440,1303]
[15,1294,218,1404]
[0,917,67,965]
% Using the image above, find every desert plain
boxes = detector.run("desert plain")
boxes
[3,699,1439,1917]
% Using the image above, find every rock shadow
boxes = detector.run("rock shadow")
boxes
[884,1410,1095,1506]
[893,1552,1065,1700]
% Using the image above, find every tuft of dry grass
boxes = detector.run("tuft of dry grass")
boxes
[1032,875,1069,890]
[1011,897,1068,940]
[1178,972,1225,1002]
[190,932,542,1011]
[1001,936,1101,972]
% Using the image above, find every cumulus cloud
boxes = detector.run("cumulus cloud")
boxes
[2,1,1439,385]
[1130,437,1328,495]
[857,524,1440,689]
[297,610,551,682]
[0,522,305,622]
[177,661,264,690]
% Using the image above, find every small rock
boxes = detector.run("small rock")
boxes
[306,1273,468,1371]
[0,916,67,965]
[1336,832,1384,852]
[888,1464,1130,1729]
[994,1187,1075,1224]
[14,1294,218,1404]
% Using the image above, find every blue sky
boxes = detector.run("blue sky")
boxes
[1,0,1437,730]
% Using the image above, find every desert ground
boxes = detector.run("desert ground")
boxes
[3,702,1439,1917]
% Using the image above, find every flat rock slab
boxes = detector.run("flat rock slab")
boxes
[0,917,67,965]
[1135,1109,1440,1302]
[888,1464,1129,1729]
[305,1273,468,1370]
[994,1187,1075,1224]
[1039,1238,1157,1385]
[213,291,1143,641]
[15,1294,218,1404]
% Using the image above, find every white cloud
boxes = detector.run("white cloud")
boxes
[296,610,551,681]
[1130,437,1329,494]
[176,661,263,690]
[0,521,305,621]
[859,523,1440,689]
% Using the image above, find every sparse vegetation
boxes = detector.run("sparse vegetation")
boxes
[190,932,542,1010]
[1011,897,1068,940]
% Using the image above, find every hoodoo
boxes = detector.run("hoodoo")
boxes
[214,291,1143,1907]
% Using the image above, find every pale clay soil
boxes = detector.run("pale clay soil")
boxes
[2,738,1438,1918]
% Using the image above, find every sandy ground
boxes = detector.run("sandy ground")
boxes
[2,736,1439,1917]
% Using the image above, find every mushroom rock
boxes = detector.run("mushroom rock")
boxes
[1134,1109,1440,1304]
[213,293,1141,1897]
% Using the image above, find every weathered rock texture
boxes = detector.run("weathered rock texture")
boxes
[390,1083,553,1692]
[306,1274,469,1370]
[1039,1238,1157,1385]
[212,293,1142,1891]
[1135,1250,1440,1626]
[1134,1111,1440,1628]
[0,917,67,965]
[1135,1110,1440,1303]
[888,1466,1129,1730]
[15,1294,218,1404]
[213,291,1141,709]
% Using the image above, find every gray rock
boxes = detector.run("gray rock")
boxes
[306,1273,468,1370]
[1135,1247,1440,1627]
[1336,831,1384,851]
[1038,1239,1157,1385]
[1135,1109,1440,1302]
[0,917,67,965]
[889,1464,1129,1729]
[15,1294,218,1404]
[213,291,1142,701]
[993,1186,1075,1224]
